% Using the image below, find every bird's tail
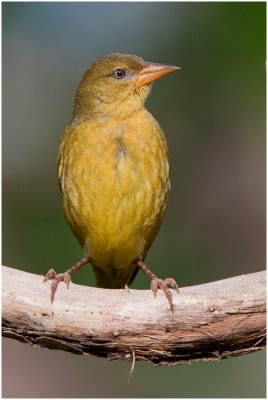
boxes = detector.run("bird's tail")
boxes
[93,264,138,289]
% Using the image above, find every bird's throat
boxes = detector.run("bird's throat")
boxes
[73,82,151,122]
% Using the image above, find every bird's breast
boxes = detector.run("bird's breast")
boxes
[58,112,169,269]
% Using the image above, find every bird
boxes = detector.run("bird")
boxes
[44,53,180,311]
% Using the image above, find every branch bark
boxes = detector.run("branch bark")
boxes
[2,266,266,365]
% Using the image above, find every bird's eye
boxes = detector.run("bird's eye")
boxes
[113,69,126,79]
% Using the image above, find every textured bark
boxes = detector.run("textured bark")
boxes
[2,266,266,365]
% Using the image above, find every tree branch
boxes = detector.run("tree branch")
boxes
[2,266,266,365]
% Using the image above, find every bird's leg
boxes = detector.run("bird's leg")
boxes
[43,255,91,303]
[136,260,179,312]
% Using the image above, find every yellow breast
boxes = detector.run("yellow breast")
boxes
[58,110,169,286]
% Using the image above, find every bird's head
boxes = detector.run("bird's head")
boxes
[73,53,180,121]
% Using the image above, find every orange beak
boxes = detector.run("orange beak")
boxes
[136,61,180,87]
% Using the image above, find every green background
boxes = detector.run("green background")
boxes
[2,2,266,397]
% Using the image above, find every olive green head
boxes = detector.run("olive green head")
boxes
[73,53,179,120]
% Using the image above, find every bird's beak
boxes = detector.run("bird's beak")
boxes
[136,62,181,87]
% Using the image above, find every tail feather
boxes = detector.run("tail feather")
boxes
[93,264,138,289]
[128,266,139,286]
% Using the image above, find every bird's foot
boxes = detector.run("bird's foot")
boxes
[136,260,179,312]
[151,277,179,312]
[43,255,90,303]
[43,268,71,303]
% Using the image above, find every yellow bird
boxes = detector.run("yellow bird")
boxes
[44,53,180,311]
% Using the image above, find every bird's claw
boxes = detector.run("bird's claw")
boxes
[43,268,57,282]
[43,268,71,303]
[151,277,179,312]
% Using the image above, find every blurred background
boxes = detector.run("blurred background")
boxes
[2,2,265,398]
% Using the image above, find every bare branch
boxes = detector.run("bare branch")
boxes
[2,266,266,365]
